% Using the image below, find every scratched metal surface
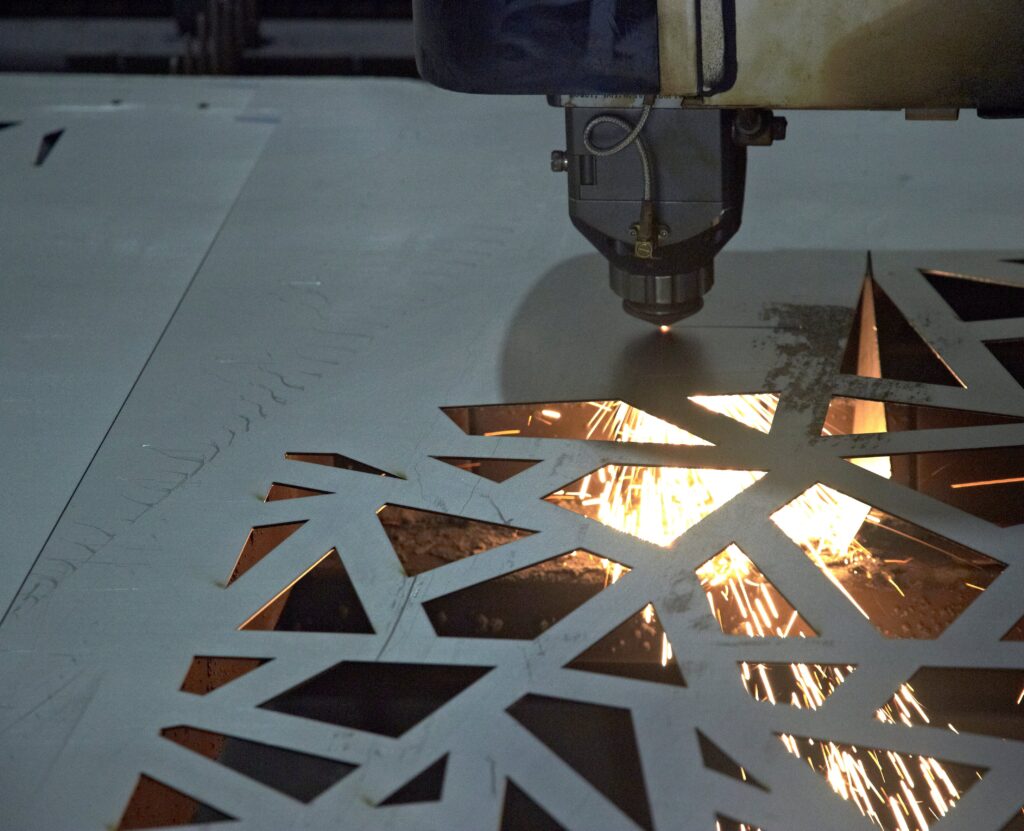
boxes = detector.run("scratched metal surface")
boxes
[2,75,1024,831]
[0,75,272,619]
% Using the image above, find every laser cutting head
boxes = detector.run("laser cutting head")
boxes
[412,0,1024,326]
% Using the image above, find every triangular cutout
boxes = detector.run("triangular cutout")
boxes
[688,394,779,434]
[285,452,401,478]
[779,733,983,827]
[507,694,654,831]
[848,446,1024,528]
[547,466,765,548]
[840,276,962,386]
[161,726,354,803]
[379,755,447,805]
[566,605,685,686]
[433,456,540,483]
[716,815,764,831]
[1001,807,1024,830]
[1002,614,1024,641]
[987,338,1024,387]
[772,484,1005,635]
[822,396,1023,436]
[925,270,1024,322]
[697,731,767,790]
[259,661,491,737]
[34,128,64,166]
[179,656,269,695]
[442,400,712,446]
[425,550,629,640]
[117,774,234,829]
[695,544,817,637]
[501,779,565,831]
[239,549,374,633]
[740,661,853,709]
[264,482,331,502]
[227,521,305,585]
[377,504,534,576]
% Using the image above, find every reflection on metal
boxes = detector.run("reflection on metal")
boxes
[10,247,1024,831]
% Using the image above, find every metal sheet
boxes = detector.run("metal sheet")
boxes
[2,75,1024,831]
[0,75,272,621]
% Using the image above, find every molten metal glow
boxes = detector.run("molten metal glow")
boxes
[573,395,970,831]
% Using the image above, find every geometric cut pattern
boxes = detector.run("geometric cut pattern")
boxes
[433,456,540,482]
[501,780,565,831]
[696,544,817,638]
[258,661,491,737]
[566,604,685,686]
[178,656,269,695]
[377,504,534,576]
[161,726,355,803]
[840,273,962,387]
[771,485,1005,638]
[379,755,447,805]
[126,256,1024,831]
[548,466,765,548]
[116,774,234,829]
[697,730,767,791]
[443,400,711,446]
[822,396,1023,435]
[507,694,654,831]
[779,733,983,830]
[924,271,1024,322]
[239,549,374,633]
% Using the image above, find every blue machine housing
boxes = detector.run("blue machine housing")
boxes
[412,0,660,95]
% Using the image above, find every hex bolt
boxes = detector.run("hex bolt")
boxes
[550,150,569,172]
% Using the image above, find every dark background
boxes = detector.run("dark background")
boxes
[0,1,420,76]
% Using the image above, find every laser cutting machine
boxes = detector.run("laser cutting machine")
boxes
[412,1,1024,325]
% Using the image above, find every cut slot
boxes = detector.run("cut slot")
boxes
[259,661,490,737]
[434,456,539,483]
[161,726,354,803]
[716,817,763,831]
[34,128,64,166]
[851,445,1024,528]
[117,774,234,829]
[697,730,767,791]
[883,668,1024,741]
[0,121,20,131]
[696,544,817,638]
[442,400,711,446]
[179,656,269,696]
[565,604,685,686]
[689,393,779,434]
[377,504,533,576]
[924,270,1024,322]
[239,549,373,633]
[822,396,1022,436]
[265,482,331,502]
[424,550,628,640]
[772,484,1005,638]
[777,733,983,831]
[507,694,653,831]
[1002,615,1024,641]
[379,755,447,805]
[739,662,853,709]
[986,338,1024,387]
[284,452,400,478]
[840,275,962,387]
[227,521,305,585]
[501,779,565,831]
[547,465,765,547]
